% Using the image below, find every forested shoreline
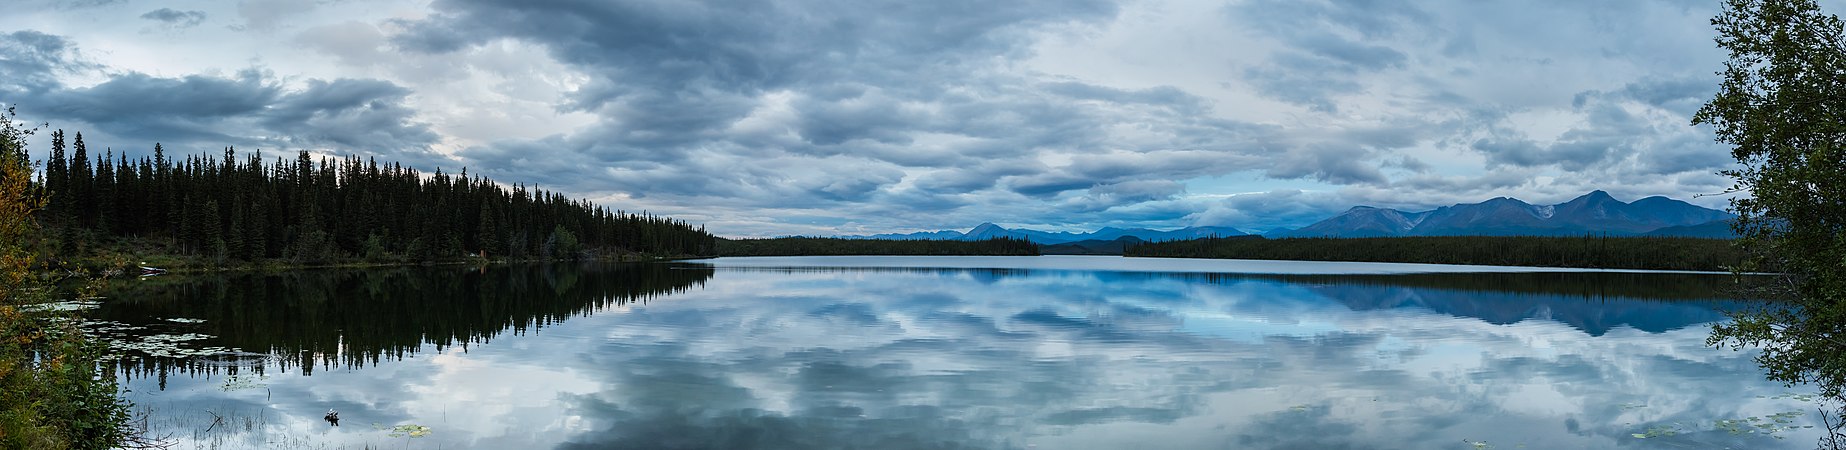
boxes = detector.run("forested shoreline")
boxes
[1124,235,1743,272]
[31,131,716,270]
[717,236,1040,256]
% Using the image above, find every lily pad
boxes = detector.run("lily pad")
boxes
[377,424,433,438]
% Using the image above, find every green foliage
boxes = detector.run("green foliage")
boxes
[717,236,1041,256]
[545,225,581,258]
[362,233,391,261]
[1696,0,1846,406]
[32,141,717,267]
[292,229,332,265]
[1124,235,1743,272]
[0,106,135,449]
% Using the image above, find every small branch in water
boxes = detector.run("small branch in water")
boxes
[203,410,224,433]
[118,408,176,449]
[1821,406,1846,450]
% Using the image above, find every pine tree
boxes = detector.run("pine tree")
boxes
[43,130,66,221]
[69,132,90,228]
[94,149,114,233]
[198,200,224,262]
[476,203,502,257]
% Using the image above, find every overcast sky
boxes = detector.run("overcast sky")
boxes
[0,0,1791,237]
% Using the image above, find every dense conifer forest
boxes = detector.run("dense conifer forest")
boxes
[31,131,717,267]
[717,236,1041,256]
[1124,235,1744,272]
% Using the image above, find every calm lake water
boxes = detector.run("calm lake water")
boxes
[90,256,1822,449]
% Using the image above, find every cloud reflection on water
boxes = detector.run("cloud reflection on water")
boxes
[116,261,1811,449]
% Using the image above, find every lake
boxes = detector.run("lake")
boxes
[90,256,1822,449]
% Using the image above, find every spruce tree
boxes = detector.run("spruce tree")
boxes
[69,132,90,229]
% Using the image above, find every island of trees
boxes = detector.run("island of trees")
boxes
[30,132,716,270]
[717,236,1039,256]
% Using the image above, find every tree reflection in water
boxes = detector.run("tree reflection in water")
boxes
[92,263,713,383]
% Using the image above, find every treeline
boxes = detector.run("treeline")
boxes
[1124,235,1744,272]
[32,131,716,266]
[717,237,1040,256]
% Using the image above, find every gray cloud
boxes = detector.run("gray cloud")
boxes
[1229,0,1434,112]
[1,30,441,165]
[0,30,94,93]
[262,78,444,156]
[237,0,317,31]
[1619,76,1715,113]
[38,71,281,142]
[293,21,389,68]
[1187,190,1356,232]
[1471,137,1547,168]
[1242,54,1364,113]
[44,0,124,9]
[140,8,207,28]
[1266,144,1387,185]
[1069,179,1185,212]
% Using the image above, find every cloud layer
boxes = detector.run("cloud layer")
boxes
[0,0,1751,235]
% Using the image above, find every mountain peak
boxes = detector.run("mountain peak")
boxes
[968,222,1003,232]
[1630,195,1681,206]
[1570,190,1618,203]
[1478,197,1536,208]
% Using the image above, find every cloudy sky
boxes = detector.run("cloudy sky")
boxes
[0,0,1789,236]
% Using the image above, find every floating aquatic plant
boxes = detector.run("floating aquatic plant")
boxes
[374,423,433,438]
[20,300,101,312]
[219,374,268,392]
[1631,424,1681,439]
[1759,392,1822,402]
[100,332,233,359]
[79,320,145,334]
[1630,410,1811,440]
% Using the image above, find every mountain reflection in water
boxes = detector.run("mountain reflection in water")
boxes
[95,257,1812,449]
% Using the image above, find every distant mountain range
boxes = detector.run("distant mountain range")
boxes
[836,190,1736,243]
[843,223,1248,245]
[1276,190,1735,238]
